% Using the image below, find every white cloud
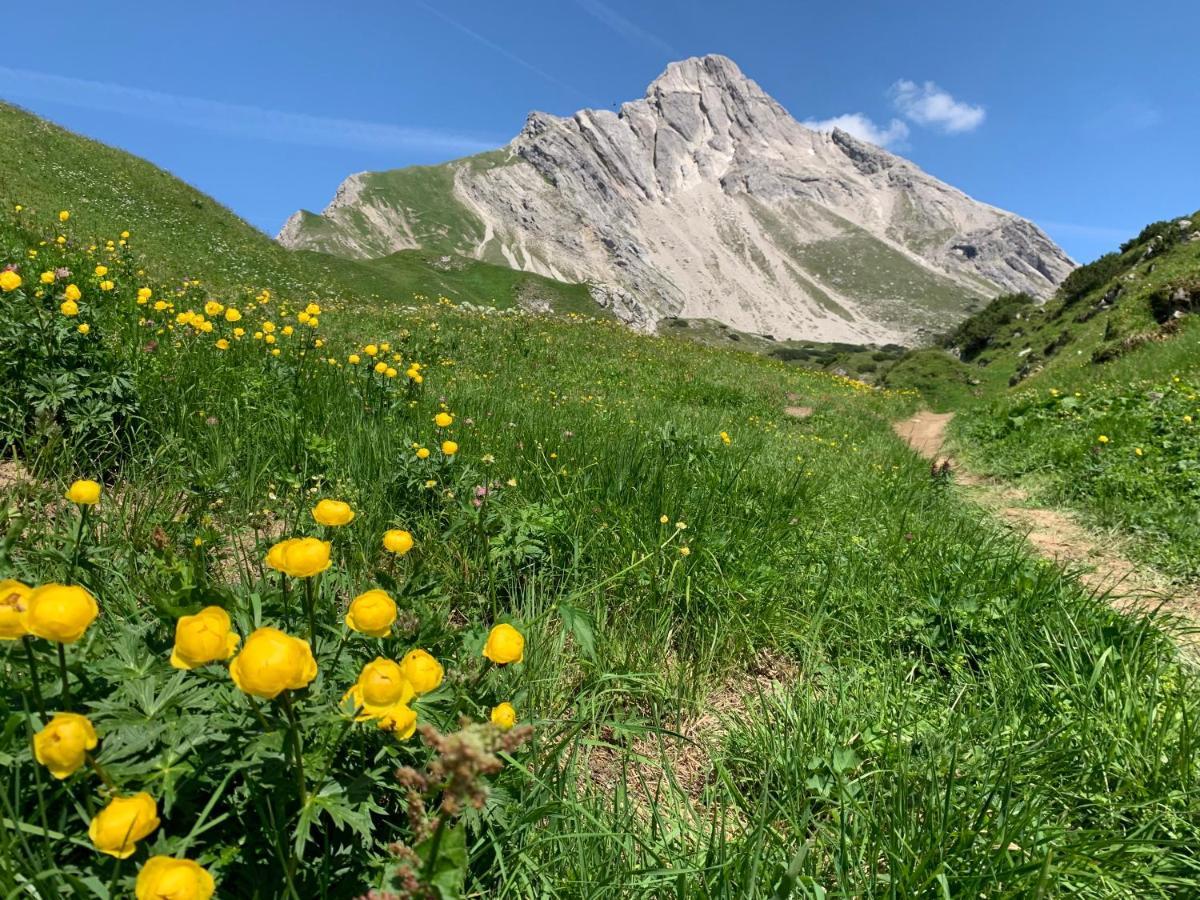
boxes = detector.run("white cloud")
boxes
[890,80,985,133]
[0,66,498,154]
[802,113,909,148]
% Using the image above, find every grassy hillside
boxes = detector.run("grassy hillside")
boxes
[0,103,596,315]
[927,214,1200,577]
[1,112,1199,897]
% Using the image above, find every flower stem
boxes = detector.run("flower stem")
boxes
[280,691,307,807]
[22,637,46,717]
[86,753,117,791]
[68,505,90,582]
[302,578,316,643]
[57,643,70,706]
[422,814,449,883]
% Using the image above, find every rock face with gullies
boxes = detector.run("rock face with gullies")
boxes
[279,55,1075,342]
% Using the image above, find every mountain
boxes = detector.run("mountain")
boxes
[279,55,1075,343]
[0,102,598,315]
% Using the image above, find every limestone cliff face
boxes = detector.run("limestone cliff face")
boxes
[280,55,1074,342]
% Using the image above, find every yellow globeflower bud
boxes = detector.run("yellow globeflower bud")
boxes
[311,499,355,527]
[60,299,80,317]
[65,479,101,504]
[441,440,458,456]
[382,529,413,556]
[373,361,387,375]
[33,712,99,779]
[40,271,55,284]
[58,210,70,222]
[23,584,99,643]
[0,270,21,292]
[135,856,215,900]
[77,323,91,335]
[399,649,444,695]
[344,657,414,718]
[224,307,241,322]
[345,589,397,637]
[228,627,317,699]
[434,412,453,428]
[63,283,81,302]
[170,606,240,670]
[377,702,418,740]
[364,344,378,356]
[265,537,331,579]
[0,579,32,639]
[490,702,517,731]
[416,447,430,460]
[482,623,524,665]
[89,792,160,859]
[348,354,361,365]
[94,265,108,276]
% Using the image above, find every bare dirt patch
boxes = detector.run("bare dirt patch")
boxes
[784,393,814,419]
[893,410,1200,632]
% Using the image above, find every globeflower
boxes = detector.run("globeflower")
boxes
[399,648,444,694]
[170,606,240,669]
[228,627,317,699]
[441,440,458,456]
[64,283,82,302]
[382,529,414,555]
[65,479,101,505]
[482,623,524,665]
[33,712,98,779]
[264,537,331,578]
[344,657,414,717]
[94,265,108,276]
[89,793,160,859]
[224,307,241,322]
[0,270,21,292]
[345,589,397,637]
[434,412,453,428]
[58,210,70,222]
[377,703,418,740]
[0,579,31,639]
[416,447,430,459]
[136,857,215,900]
[23,584,99,643]
[491,702,517,731]
[311,498,355,527]
[60,299,79,317]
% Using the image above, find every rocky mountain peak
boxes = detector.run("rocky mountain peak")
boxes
[280,56,1075,344]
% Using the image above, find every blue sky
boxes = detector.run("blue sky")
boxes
[4,0,1197,262]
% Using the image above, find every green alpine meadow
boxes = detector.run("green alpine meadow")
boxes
[1,12,1198,899]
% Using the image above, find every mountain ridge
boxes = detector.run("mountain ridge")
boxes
[279,54,1075,342]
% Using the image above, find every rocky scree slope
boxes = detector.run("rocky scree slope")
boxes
[280,55,1074,343]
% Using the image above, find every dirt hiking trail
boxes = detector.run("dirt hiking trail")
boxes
[894,411,1200,635]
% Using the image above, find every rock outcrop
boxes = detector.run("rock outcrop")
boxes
[279,55,1074,342]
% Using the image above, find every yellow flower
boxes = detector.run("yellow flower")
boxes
[94,265,108,276]
[385,367,397,378]
[170,606,240,670]
[659,514,669,524]
[215,338,230,350]
[348,354,361,365]
[64,284,81,302]
[720,431,731,445]
[399,649,444,694]
[344,657,414,717]
[137,287,152,303]
[228,627,317,699]
[23,584,99,643]
[364,344,378,356]
[374,361,388,374]
[89,793,160,859]
[482,623,524,665]
[0,579,32,640]
[1134,447,1144,457]
[58,210,70,222]
[382,529,414,556]
[121,231,130,239]
[345,589,396,637]
[416,447,430,460]
[224,307,241,322]
[77,323,91,335]
[203,300,224,316]
[60,299,80,317]
[305,303,321,316]
[262,321,275,333]
[282,325,294,336]
[377,702,418,740]
[65,479,101,505]
[40,271,55,284]
[99,280,114,292]
[1097,435,1109,444]
[264,537,331,578]
[33,712,98,779]
[490,702,517,731]
[680,545,691,557]
[135,856,215,900]
[434,412,453,428]
[1184,415,1193,425]
[0,270,21,292]
[312,499,355,527]
[441,440,458,456]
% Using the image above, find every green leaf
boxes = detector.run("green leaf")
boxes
[414,823,467,900]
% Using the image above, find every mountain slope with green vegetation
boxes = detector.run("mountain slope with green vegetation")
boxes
[0,102,597,315]
[1,108,1198,897]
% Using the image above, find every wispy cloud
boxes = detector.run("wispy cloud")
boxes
[574,0,676,57]
[890,80,985,133]
[1088,99,1162,132]
[0,66,498,154]
[411,1,584,97]
[802,113,909,148]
